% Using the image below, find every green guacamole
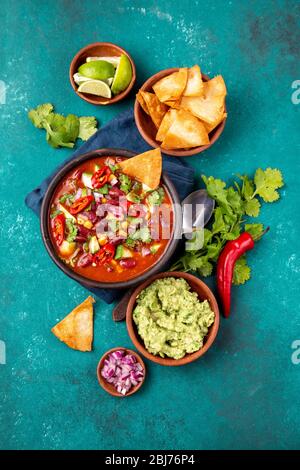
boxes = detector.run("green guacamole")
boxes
[133,277,215,360]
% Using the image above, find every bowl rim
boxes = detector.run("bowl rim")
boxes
[97,347,146,397]
[134,67,227,157]
[69,41,136,105]
[40,148,182,290]
[126,271,220,366]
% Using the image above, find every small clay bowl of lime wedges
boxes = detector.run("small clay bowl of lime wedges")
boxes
[70,42,136,105]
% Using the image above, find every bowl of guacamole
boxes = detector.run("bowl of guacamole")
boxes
[126,272,220,366]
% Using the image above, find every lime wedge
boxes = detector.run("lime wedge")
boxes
[73,73,113,86]
[78,61,115,80]
[86,56,120,67]
[78,80,112,98]
[111,54,133,95]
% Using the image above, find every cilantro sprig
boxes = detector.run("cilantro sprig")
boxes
[28,103,98,149]
[172,168,284,285]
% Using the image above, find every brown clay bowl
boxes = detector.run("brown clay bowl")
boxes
[97,347,146,397]
[70,42,136,105]
[134,68,226,157]
[126,271,220,366]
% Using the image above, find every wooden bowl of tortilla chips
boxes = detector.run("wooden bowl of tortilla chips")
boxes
[134,66,227,157]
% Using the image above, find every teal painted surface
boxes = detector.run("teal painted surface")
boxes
[1,0,300,450]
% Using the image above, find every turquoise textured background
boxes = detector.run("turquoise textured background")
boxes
[1,0,300,450]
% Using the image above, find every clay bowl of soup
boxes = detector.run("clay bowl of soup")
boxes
[40,149,182,290]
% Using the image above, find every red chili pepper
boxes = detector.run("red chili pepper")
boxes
[93,243,115,265]
[217,229,269,318]
[69,195,94,215]
[91,166,111,189]
[52,213,65,246]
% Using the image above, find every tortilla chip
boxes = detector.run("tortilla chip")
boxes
[161,109,209,149]
[180,75,226,125]
[153,68,188,102]
[136,91,150,115]
[202,107,227,133]
[205,75,227,97]
[51,296,95,352]
[156,109,179,141]
[140,91,168,128]
[118,148,162,190]
[164,99,181,109]
[183,65,203,97]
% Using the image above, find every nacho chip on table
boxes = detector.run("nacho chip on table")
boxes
[140,91,168,128]
[156,109,179,142]
[180,75,226,125]
[136,91,150,115]
[183,65,203,97]
[51,296,95,352]
[118,148,162,190]
[161,109,209,149]
[153,68,188,103]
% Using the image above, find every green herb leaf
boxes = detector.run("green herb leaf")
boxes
[244,223,264,239]
[119,174,132,193]
[212,207,226,234]
[237,174,255,200]
[59,193,74,204]
[202,175,229,208]
[147,187,165,206]
[109,164,118,173]
[65,218,78,242]
[125,237,136,248]
[254,168,284,202]
[43,113,78,148]
[244,198,261,217]
[227,187,243,214]
[94,184,109,195]
[185,229,205,252]
[232,257,251,285]
[131,227,152,243]
[50,209,62,219]
[28,103,53,128]
[78,116,98,141]
[28,103,98,149]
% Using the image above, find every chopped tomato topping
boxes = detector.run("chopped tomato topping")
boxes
[93,243,115,265]
[91,166,111,189]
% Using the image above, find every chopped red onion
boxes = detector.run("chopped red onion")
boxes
[141,247,151,257]
[104,157,116,167]
[101,350,144,396]
[93,192,102,202]
[109,187,125,198]
[81,211,98,224]
[110,177,119,186]
[74,188,82,200]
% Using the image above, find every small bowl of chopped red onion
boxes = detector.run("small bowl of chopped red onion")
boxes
[97,347,146,397]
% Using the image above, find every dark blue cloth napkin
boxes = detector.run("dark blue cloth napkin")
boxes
[25,108,195,303]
